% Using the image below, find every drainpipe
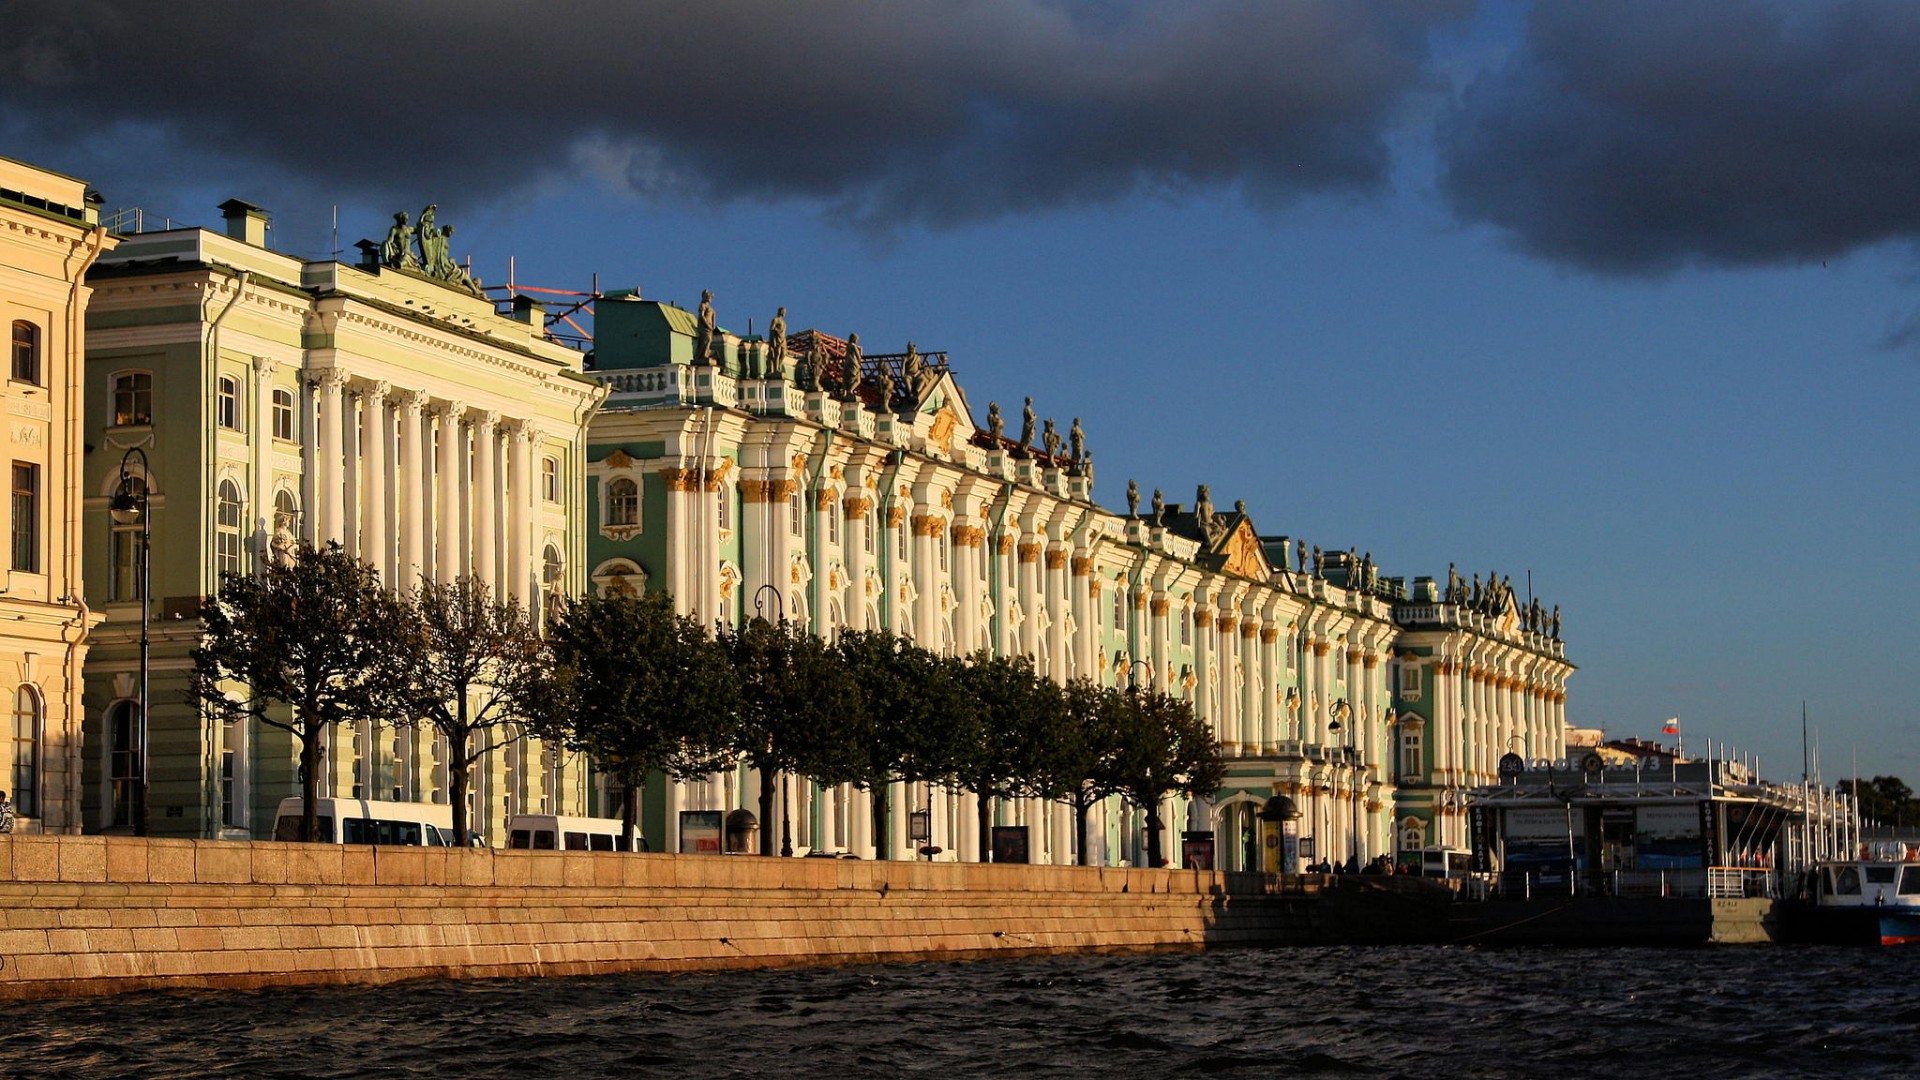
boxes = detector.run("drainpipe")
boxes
[60,225,106,833]
[200,269,249,835]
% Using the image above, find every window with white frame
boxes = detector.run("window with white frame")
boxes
[607,477,639,527]
[828,501,840,545]
[790,487,804,537]
[272,387,295,440]
[542,457,560,502]
[215,479,243,577]
[1180,606,1192,646]
[112,371,153,426]
[217,376,240,430]
[715,486,731,532]
[1401,729,1422,779]
[109,477,146,601]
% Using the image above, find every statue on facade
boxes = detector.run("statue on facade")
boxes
[381,211,419,269]
[873,366,895,412]
[768,307,788,380]
[1234,499,1247,517]
[416,204,444,273]
[695,290,717,364]
[1296,542,1307,574]
[1551,605,1561,639]
[1195,484,1224,540]
[1042,418,1061,460]
[835,333,862,399]
[1081,452,1094,483]
[1019,397,1036,449]
[1470,574,1482,609]
[1311,545,1323,575]
[795,342,821,393]
[902,341,934,399]
[1151,488,1166,527]
[1068,417,1085,464]
[1446,563,1461,603]
[1126,480,1140,518]
[987,401,1005,441]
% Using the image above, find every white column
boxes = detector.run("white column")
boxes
[251,356,277,558]
[315,370,347,545]
[359,381,390,581]
[434,401,464,583]
[506,420,531,605]
[397,390,425,589]
[474,411,499,591]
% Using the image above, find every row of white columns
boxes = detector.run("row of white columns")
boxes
[307,369,545,603]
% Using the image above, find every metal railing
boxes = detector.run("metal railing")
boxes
[1474,866,1779,901]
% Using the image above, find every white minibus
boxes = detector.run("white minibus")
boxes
[272,797,457,846]
[505,813,639,852]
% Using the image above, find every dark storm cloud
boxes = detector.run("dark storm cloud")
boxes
[1436,0,1920,275]
[0,0,1465,231]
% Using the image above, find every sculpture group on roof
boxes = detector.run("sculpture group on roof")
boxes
[378,204,484,297]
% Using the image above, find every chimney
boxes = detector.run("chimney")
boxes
[217,199,270,247]
[510,294,546,325]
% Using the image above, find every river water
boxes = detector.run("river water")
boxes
[2,946,1915,1079]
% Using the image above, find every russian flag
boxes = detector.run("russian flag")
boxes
[1662,717,1680,735]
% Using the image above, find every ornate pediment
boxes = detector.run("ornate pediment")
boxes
[1217,519,1271,580]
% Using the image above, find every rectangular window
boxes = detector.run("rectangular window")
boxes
[221,717,240,827]
[272,387,295,440]
[10,463,37,573]
[828,502,840,545]
[790,489,804,537]
[110,527,145,601]
[716,488,731,532]
[863,518,874,553]
[542,457,560,502]
[10,322,39,385]
[217,376,240,430]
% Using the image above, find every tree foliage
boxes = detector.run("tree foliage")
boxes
[952,653,1067,862]
[530,590,740,845]
[1839,776,1920,828]
[720,615,863,855]
[188,541,413,842]
[833,630,970,858]
[390,576,544,845]
[1108,688,1225,867]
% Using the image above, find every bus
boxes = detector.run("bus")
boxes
[1420,846,1474,879]
[505,813,640,852]
[272,797,458,846]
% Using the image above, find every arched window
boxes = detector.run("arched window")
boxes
[12,686,40,818]
[107,700,139,829]
[272,386,296,440]
[606,477,639,527]
[216,479,243,577]
[112,371,153,426]
[217,375,240,430]
[10,321,39,385]
[109,476,147,601]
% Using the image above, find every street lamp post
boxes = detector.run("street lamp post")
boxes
[1329,699,1357,867]
[109,448,151,838]
[751,583,796,858]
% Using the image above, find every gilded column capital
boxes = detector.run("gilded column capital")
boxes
[1043,549,1067,570]
[844,495,872,519]
[1017,542,1042,564]
[911,513,946,537]
[1069,555,1092,576]
[1150,597,1169,616]
[950,524,984,547]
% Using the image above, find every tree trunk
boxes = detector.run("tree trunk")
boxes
[977,791,994,863]
[1073,794,1091,866]
[1145,797,1165,868]
[758,763,776,857]
[298,719,322,843]
[449,729,471,846]
[871,782,890,861]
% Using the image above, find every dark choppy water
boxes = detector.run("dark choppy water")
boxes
[2,947,1917,1079]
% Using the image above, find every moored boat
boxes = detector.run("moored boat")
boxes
[1793,842,1920,946]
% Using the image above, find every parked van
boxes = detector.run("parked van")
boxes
[1420,846,1473,878]
[272,797,456,846]
[505,813,639,852]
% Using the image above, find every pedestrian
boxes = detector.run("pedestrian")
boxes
[0,790,14,834]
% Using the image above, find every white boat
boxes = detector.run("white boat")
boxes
[1795,841,1920,946]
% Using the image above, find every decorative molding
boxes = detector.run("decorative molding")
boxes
[1068,556,1092,576]
[1043,550,1067,570]
[1017,542,1041,564]
[911,514,945,538]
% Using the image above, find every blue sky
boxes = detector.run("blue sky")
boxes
[7,0,1916,782]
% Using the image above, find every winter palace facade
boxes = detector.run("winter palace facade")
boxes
[584,294,1574,869]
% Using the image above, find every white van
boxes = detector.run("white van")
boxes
[505,813,638,852]
[1420,846,1474,878]
[272,797,457,846]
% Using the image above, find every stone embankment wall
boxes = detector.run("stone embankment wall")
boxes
[0,836,1444,999]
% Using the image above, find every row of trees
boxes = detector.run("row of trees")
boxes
[191,542,1225,862]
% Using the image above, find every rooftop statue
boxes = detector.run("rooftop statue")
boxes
[696,290,717,364]
[767,307,788,380]
[1551,605,1561,639]
[1195,484,1223,540]
[1312,545,1323,575]
[1126,479,1140,518]
[987,401,1005,441]
[1151,488,1165,527]
[1234,498,1247,516]
[1081,452,1094,483]
[417,204,443,273]
[873,366,894,412]
[1042,418,1061,460]
[1019,397,1036,449]
[1069,417,1085,464]
[796,341,821,393]
[381,211,419,270]
[903,341,935,398]
[1297,542,1307,574]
